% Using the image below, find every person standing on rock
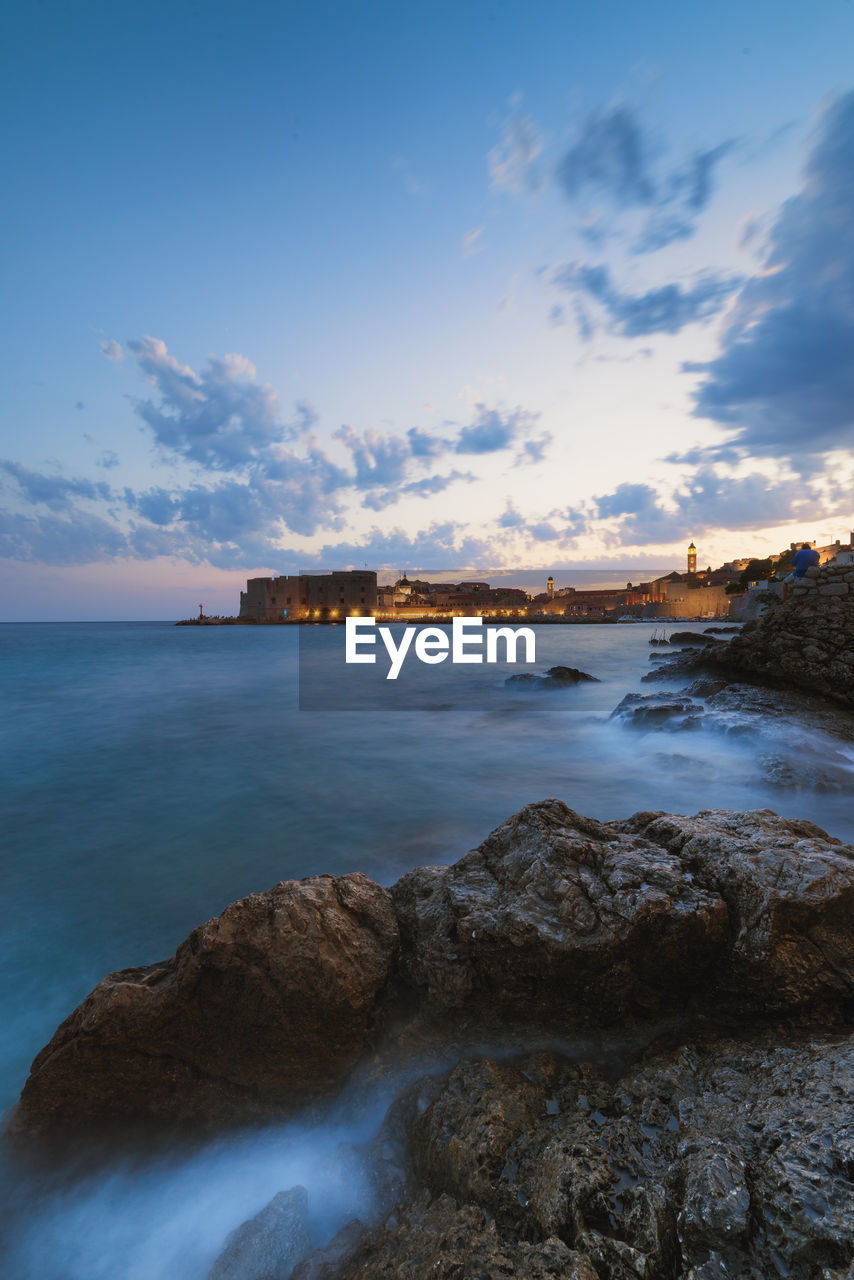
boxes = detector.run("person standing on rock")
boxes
[782,543,820,600]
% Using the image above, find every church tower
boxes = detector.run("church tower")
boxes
[547,576,554,599]
[687,542,697,575]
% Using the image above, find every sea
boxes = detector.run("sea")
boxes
[1,619,852,1278]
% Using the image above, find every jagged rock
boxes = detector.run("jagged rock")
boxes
[615,808,854,1016]
[704,681,854,741]
[392,801,729,1034]
[668,632,725,647]
[337,1032,853,1280]
[334,1191,599,1279]
[506,665,599,688]
[642,649,706,682]
[682,677,731,697]
[611,692,704,729]
[209,1186,312,1280]
[291,1220,368,1280]
[706,563,854,709]
[393,801,854,1032]
[16,873,399,1132]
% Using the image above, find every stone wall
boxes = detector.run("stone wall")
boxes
[711,561,854,709]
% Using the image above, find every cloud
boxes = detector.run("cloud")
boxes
[1,338,550,568]
[555,104,735,253]
[688,91,854,461]
[454,406,539,454]
[0,508,129,564]
[489,114,544,193]
[461,227,483,256]
[126,337,290,472]
[557,104,654,207]
[593,468,813,544]
[0,461,112,512]
[100,339,124,361]
[555,262,740,336]
[518,435,552,465]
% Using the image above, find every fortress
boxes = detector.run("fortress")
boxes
[239,571,377,621]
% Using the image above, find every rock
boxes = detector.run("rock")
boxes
[705,563,854,709]
[668,632,725,647]
[703,626,740,634]
[291,1220,367,1280]
[544,665,599,683]
[334,1191,599,1280]
[341,1032,853,1280]
[506,665,599,688]
[611,692,704,729]
[682,678,731,697]
[641,649,708,683]
[16,873,399,1133]
[391,800,729,1035]
[676,1140,751,1251]
[616,808,854,1017]
[17,801,854,1140]
[209,1186,312,1280]
[392,800,854,1033]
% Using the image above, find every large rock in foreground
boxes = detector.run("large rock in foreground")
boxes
[16,873,398,1133]
[14,802,854,1134]
[393,801,854,1033]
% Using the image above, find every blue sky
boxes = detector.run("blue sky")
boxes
[2,0,854,618]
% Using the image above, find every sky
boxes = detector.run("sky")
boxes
[2,0,854,619]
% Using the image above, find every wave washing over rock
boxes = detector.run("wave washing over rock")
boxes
[11,797,854,1280]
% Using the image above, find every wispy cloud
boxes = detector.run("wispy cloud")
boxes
[554,262,741,336]
[489,113,544,193]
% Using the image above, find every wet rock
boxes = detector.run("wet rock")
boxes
[411,1059,541,1217]
[611,692,704,729]
[209,1186,312,1280]
[641,649,707,683]
[394,800,854,1032]
[392,800,729,1035]
[704,563,854,710]
[506,665,599,688]
[334,1191,598,1280]
[342,1031,853,1280]
[616,808,854,1017]
[668,632,726,647]
[704,682,854,741]
[676,1140,751,1252]
[682,678,731,698]
[17,874,399,1132]
[291,1220,367,1280]
[703,626,741,634]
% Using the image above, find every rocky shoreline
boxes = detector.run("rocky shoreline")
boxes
[11,798,854,1280]
[652,561,854,711]
[10,582,854,1280]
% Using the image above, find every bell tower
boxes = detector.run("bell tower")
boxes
[687,542,697,576]
[547,576,554,599]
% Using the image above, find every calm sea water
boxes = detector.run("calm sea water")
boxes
[1,620,852,1277]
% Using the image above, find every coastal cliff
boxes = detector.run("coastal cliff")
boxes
[710,561,854,709]
[12,800,854,1280]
